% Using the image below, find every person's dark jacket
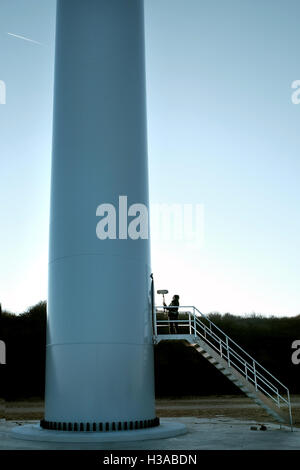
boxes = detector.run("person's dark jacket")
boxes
[168,299,179,317]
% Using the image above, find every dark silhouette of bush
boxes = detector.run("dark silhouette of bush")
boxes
[1,302,46,400]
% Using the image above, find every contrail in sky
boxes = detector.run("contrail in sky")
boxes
[7,32,44,45]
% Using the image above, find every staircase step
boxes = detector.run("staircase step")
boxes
[235,381,244,387]
[202,353,211,359]
[208,358,217,364]
[221,370,232,376]
[219,370,237,379]
[228,377,240,384]
[227,376,236,382]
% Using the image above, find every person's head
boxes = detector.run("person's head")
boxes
[173,295,179,301]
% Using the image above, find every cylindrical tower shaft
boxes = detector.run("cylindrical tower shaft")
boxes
[43,0,156,430]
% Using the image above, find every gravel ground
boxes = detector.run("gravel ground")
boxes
[3,395,300,427]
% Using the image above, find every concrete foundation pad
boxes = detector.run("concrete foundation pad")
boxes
[1,418,299,450]
[10,421,187,443]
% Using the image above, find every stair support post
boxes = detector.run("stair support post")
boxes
[286,389,293,431]
[226,337,230,367]
[253,360,258,391]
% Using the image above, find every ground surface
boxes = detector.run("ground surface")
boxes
[0,417,299,450]
[3,395,300,427]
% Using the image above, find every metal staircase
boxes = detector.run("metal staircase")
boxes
[154,306,293,430]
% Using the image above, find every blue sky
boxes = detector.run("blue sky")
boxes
[0,0,300,316]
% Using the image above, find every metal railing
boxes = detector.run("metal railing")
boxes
[154,305,293,428]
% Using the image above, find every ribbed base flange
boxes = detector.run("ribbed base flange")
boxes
[40,417,160,432]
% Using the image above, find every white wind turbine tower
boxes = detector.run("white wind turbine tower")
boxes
[12,0,185,442]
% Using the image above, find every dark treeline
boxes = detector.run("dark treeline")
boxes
[0,303,299,400]
[1,302,47,400]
